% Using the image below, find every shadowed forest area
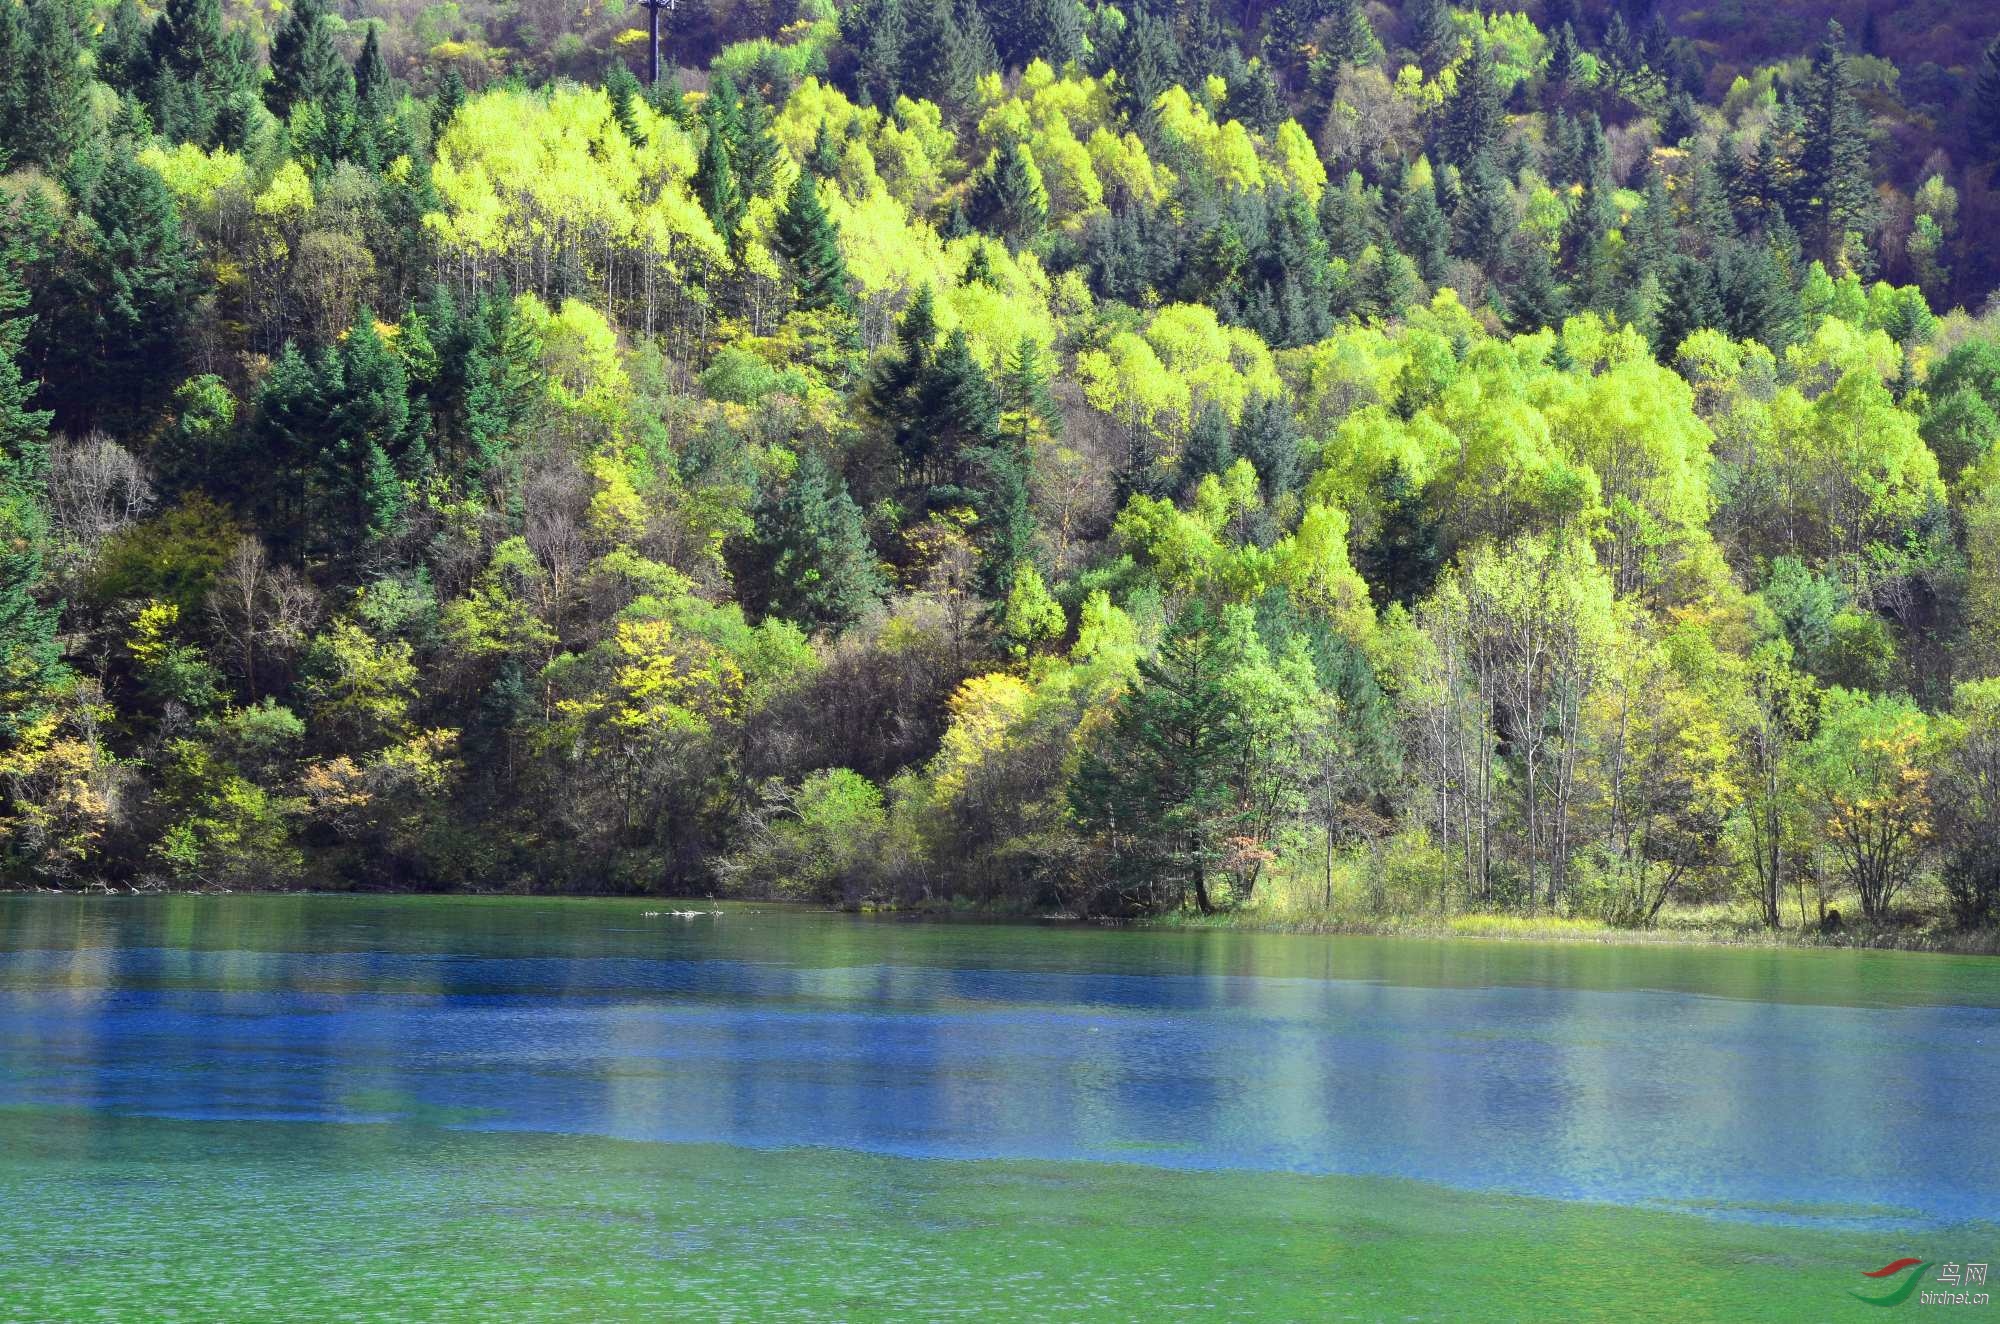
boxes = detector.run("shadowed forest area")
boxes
[2,0,1999,938]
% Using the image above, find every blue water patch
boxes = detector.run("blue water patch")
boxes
[1,915,1994,1232]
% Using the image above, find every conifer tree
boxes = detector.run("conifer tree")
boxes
[849,0,907,106]
[694,101,746,252]
[806,120,842,178]
[267,0,355,125]
[1796,21,1871,263]
[745,454,886,634]
[1438,35,1503,169]
[32,149,198,432]
[1034,0,1086,69]
[1976,35,2000,160]
[774,169,856,315]
[1407,0,1454,74]
[1396,166,1449,282]
[942,0,999,114]
[0,242,59,742]
[1180,403,1234,487]
[7,0,88,174]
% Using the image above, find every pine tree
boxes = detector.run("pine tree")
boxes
[267,0,354,125]
[988,141,1050,248]
[1795,21,1871,263]
[1438,35,1503,169]
[1973,35,2000,161]
[1034,0,1086,69]
[8,0,88,174]
[1407,0,1455,75]
[746,454,886,634]
[694,104,746,252]
[774,169,856,315]
[32,149,199,433]
[1180,403,1234,488]
[0,239,60,742]
[942,0,999,114]
[433,67,467,129]
[1396,164,1450,282]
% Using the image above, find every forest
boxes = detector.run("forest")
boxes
[2,0,1999,934]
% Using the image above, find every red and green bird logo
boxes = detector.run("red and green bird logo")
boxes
[1850,1258,1928,1307]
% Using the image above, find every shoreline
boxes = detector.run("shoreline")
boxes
[9,885,1999,956]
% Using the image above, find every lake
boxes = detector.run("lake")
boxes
[1,894,1994,1320]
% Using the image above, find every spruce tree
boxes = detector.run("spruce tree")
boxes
[607,62,643,142]
[746,453,886,635]
[0,242,60,742]
[1396,166,1449,282]
[774,169,856,315]
[9,0,88,174]
[433,67,467,129]
[1407,0,1454,75]
[1450,155,1512,271]
[1544,22,1579,103]
[806,120,842,178]
[987,141,1050,248]
[1438,35,1502,169]
[1180,403,1234,488]
[1034,0,1086,69]
[942,0,999,114]
[1796,21,1871,263]
[267,0,354,124]
[33,149,198,433]
[1973,35,2000,161]
[694,105,746,251]
[850,0,908,106]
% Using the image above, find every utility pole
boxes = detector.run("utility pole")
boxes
[640,0,675,85]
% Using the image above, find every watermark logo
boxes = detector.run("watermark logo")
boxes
[1850,1259,1989,1308]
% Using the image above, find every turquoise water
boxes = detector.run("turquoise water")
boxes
[0,895,1996,1319]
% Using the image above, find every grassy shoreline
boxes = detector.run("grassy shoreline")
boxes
[8,883,1998,955]
[1141,906,2000,954]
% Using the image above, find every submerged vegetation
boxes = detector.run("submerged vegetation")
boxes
[2,0,1999,938]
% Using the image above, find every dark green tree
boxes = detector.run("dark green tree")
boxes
[0,240,60,743]
[1071,598,1246,915]
[743,453,886,634]
[774,169,856,315]
[1180,402,1234,488]
[1795,21,1871,262]
[1975,35,2000,161]
[1437,35,1503,169]
[267,0,354,124]
[5,0,89,173]
[1396,173,1449,282]
[29,149,199,433]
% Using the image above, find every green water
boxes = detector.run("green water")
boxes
[0,894,1993,1321]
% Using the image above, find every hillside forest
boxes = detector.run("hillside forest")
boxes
[3,0,2000,931]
